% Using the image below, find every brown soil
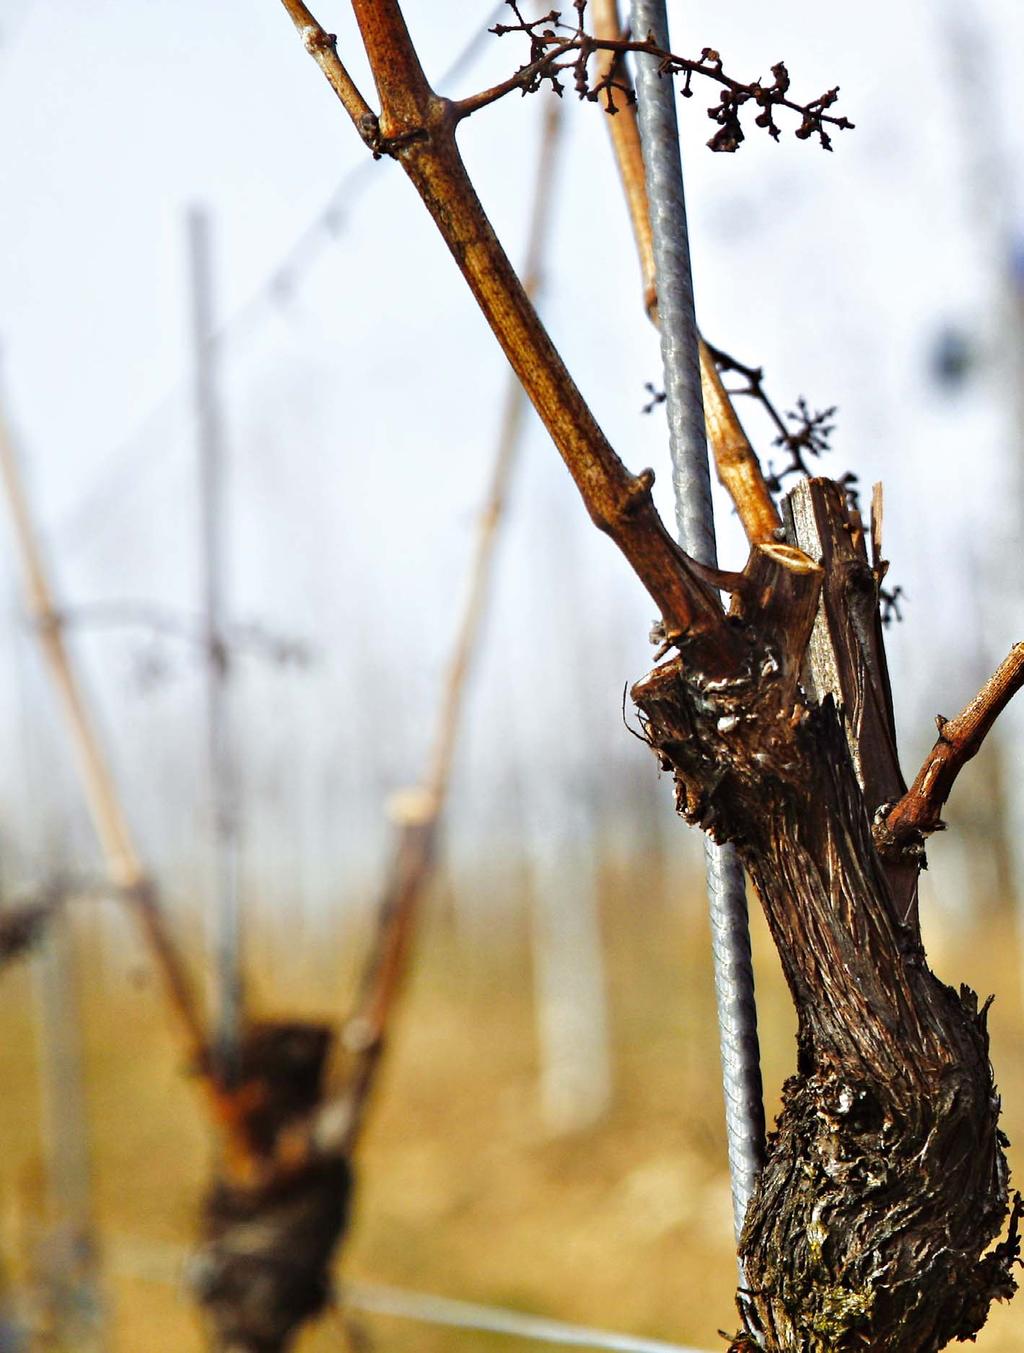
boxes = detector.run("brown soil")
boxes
[2,861,1022,1351]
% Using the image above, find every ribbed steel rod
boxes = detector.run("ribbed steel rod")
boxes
[629,0,766,1244]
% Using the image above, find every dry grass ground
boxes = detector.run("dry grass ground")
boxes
[2,857,1023,1352]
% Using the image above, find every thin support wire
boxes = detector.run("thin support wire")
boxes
[628,0,765,1245]
[341,1283,710,1353]
[102,1235,714,1353]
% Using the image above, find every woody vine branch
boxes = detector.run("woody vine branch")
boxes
[463,2,854,154]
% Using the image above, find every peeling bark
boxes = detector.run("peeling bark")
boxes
[632,485,1020,1351]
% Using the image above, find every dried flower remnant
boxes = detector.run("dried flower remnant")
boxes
[702,343,856,500]
[765,398,840,494]
[475,1,854,152]
[879,583,905,628]
[641,381,666,414]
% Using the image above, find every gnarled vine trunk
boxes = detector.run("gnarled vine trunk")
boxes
[633,480,1019,1350]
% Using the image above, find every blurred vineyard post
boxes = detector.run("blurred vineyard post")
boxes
[519,558,612,1133]
[187,86,574,1353]
[27,893,106,1353]
[187,206,245,1080]
[519,389,612,1136]
[933,0,1023,938]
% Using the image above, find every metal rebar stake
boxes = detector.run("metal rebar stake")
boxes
[629,0,766,1245]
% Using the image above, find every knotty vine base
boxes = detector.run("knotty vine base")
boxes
[634,482,1020,1349]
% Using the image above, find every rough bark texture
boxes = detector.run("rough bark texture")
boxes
[632,483,1020,1351]
[189,1024,352,1353]
[782,478,919,931]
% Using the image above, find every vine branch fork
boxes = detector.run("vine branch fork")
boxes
[877,641,1024,859]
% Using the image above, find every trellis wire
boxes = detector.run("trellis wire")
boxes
[628,0,766,1245]
[341,1282,710,1352]
[101,1233,713,1352]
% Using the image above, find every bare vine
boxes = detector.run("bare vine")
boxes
[876,642,1024,860]
[641,380,666,415]
[463,0,854,152]
[700,342,859,501]
[879,583,905,627]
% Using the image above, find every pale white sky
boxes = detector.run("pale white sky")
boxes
[1,1,1022,908]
